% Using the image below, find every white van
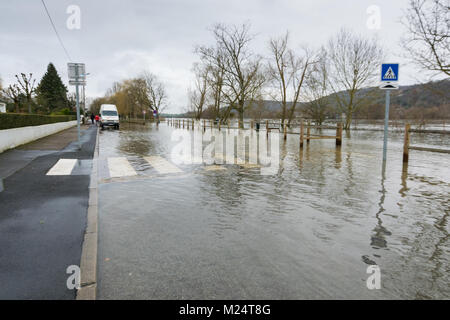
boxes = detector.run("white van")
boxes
[99,104,119,130]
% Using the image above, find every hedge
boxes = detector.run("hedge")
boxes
[0,113,76,130]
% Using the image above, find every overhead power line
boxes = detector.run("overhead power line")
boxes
[40,0,73,62]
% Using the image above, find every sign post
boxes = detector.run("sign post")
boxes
[380,63,399,162]
[68,63,86,149]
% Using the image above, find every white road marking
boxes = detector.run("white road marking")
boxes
[107,157,137,178]
[144,156,182,174]
[46,159,77,176]
[204,165,226,171]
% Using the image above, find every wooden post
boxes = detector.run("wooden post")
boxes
[251,120,254,130]
[192,119,194,130]
[300,121,304,149]
[403,123,410,163]
[283,123,287,141]
[238,118,241,129]
[336,122,342,146]
[306,121,311,144]
[203,119,206,132]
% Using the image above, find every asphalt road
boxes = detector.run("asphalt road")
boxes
[0,125,97,299]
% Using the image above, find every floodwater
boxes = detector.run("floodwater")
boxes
[97,121,449,299]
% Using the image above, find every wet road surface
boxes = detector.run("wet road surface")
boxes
[97,122,449,299]
[0,125,97,299]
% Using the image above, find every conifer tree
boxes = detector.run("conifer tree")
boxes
[35,63,68,113]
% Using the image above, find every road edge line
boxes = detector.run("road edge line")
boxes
[77,126,100,300]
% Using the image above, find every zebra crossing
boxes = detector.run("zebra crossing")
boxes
[46,159,92,176]
[46,155,256,179]
[107,157,137,178]
[46,159,78,176]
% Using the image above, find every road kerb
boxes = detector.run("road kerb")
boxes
[77,127,99,300]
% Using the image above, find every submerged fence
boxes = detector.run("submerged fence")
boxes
[402,123,450,162]
[167,118,344,150]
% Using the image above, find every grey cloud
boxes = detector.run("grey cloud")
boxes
[1,0,414,112]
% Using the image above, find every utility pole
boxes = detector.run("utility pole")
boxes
[382,90,390,162]
[379,63,399,164]
[75,66,81,149]
[68,63,86,150]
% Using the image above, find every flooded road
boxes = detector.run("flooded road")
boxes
[96,122,449,299]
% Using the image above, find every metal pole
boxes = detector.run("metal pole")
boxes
[83,84,86,115]
[75,83,81,149]
[382,90,390,162]
[75,65,81,149]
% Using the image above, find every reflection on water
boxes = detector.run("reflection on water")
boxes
[99,123,449,299]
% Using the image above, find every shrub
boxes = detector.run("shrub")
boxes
[0,113,76,130]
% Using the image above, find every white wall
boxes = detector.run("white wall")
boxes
[0,121,77,153]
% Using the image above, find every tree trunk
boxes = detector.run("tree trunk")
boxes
[239,109,244,128]
[345,112,352,130]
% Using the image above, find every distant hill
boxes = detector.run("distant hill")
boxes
[382,79,449,108]
[244,78,450,119]
[255,78,449,113]
[175,79,450,119]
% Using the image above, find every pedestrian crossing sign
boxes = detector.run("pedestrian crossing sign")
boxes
[381,63,399,82]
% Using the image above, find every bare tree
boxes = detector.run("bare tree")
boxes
[15,73,36,113]
[401,0,450,77]
[188,63,209,120]
[206,54,225,121]
[303,50,330,125]
[3,84,21,113]
[327,28,383,129]
[268,32,290,126]
[197,23,265,128]
[142,71,168,121]
[268,32,318,127]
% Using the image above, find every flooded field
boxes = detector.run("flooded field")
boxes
[97,122,449,299]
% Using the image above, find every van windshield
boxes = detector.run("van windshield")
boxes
[102,111,117,116]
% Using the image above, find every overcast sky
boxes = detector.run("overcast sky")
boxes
[0,0,425,113]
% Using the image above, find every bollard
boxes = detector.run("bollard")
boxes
[192,119,194,130]
[218,120,221,131]
[266,120,269,137]
[227,119,230,130]
[283,123,287,141]
[183,119,185,129]
[306,121,311,144]
[300,121,304,148]
[251,120,254,130]
[210,119,213,130]
[336,122,342,146]
[403,123,410,163]
[238,118,241,129]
